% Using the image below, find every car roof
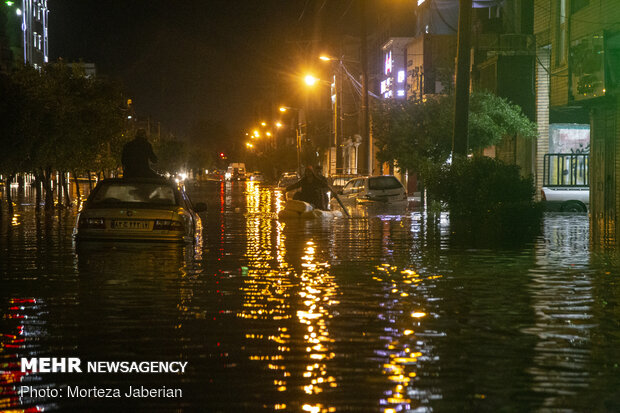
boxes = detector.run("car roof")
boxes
[98,177,176,185]
[94,177,183,192]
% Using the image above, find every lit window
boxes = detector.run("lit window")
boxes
[397,90,405,97]
[380,81,387,94]
[398,70,405,83]
[425,25,429,34]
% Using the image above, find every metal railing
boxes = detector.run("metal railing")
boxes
[543,153,589,187]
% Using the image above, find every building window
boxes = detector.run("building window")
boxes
[397,70,405,83]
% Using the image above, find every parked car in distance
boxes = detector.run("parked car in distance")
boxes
[277,172,300,200]
[73,178,207,243]
[249,171,265,182]
[337,175,407,206]
[225,163,247,181]
[277,172,299,188]
[541,153,589,212]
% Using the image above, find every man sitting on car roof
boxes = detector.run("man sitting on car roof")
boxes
[121,128,159,178]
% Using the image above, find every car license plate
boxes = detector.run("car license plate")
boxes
[112,220,150,230]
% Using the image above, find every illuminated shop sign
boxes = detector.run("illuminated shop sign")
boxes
[384,51,392,75]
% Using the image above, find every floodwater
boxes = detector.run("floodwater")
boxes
[1,181,619,412]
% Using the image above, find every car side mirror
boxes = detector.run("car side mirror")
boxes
[194,202,208,213]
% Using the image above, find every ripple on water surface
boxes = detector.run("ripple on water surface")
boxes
[1,184,620,412]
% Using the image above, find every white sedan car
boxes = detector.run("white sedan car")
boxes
[338,175,408,206]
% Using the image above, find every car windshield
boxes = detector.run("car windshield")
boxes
[278,175,299,187]
[368,176,403,190]
[90,182,179,206]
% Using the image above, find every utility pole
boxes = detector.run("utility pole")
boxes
[360,0,371,175]
[452,0,472,157]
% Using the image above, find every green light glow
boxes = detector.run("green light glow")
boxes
[5,1,15,6]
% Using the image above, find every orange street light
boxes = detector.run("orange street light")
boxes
[304,74,318,86]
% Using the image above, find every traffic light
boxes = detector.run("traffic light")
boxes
[220,152,227,159]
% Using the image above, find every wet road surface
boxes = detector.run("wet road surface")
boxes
[1,181,620,412]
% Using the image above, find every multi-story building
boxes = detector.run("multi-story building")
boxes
[380,37,413,100]
[534,0,620,244]
[0,0,48,70]
[471,1,536,177]
[406,34,456,102]
[22,0,48,68]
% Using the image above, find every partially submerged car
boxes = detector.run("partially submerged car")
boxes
[73,178,207,243]
[338,175,408,206]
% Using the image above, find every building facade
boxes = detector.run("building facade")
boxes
[534,0,620,244]
[21,0,48,68]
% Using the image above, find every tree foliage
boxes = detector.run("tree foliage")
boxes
[0,61,127,208]
[372,91,538,175]
[1,62,126,176]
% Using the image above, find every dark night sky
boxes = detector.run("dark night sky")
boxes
[49,1,360,137]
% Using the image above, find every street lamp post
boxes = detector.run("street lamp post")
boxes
[304,73,337,176]
[279,106,303,175]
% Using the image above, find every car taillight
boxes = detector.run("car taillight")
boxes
[153,220,184,231]
[541,189,546,201]
[79,217,105,229]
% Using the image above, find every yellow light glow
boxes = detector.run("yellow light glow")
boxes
[319,55,332,61]
[276,122,282,127]
[411,312,426,318]
[305,75,318,86]
[279,107,287,112]
[261,122,266,126]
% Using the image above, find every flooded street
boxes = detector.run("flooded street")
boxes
[1,181,620,412]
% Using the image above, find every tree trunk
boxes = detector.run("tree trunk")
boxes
[34,170,42,211]
[43,167,54,210]
[62,172,72,206]
[87,170,93,190]
[72,170,81,201]
[6,174,14,215]
[56,171,63,207]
